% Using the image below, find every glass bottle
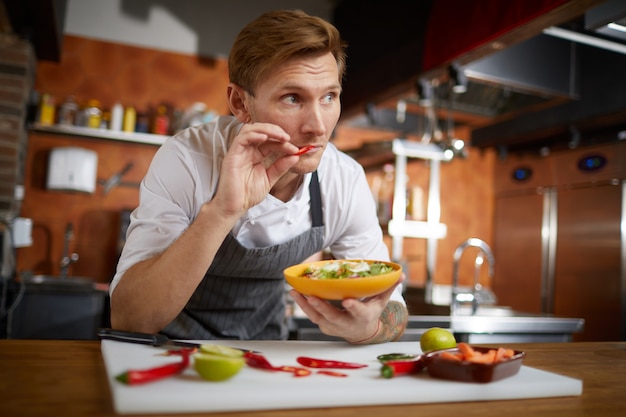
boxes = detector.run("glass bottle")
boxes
[152,104,170,135]
[377,163,395,225]
[110,102,124,131]
[123,105,136,133]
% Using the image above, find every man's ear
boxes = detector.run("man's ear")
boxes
[227,83,251,123]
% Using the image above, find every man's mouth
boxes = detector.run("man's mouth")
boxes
[294,145,316,156]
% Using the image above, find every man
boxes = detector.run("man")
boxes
[110,10,408,344]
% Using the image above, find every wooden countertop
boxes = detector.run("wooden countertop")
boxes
[0,340,624,417]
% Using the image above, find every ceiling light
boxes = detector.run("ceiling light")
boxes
[396,100,406,124]
[448,64,468,94]
[416,79,433,107]
[443,147,455,160]
[543,26,626,55]
[608,22,626,33]
[452,138,465,151]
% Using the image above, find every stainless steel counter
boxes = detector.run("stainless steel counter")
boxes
[291,309,584,343]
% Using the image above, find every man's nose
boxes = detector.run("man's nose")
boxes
[303,104,326,136]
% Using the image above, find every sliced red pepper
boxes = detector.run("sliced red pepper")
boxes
[244,352,312,377]
[317,370,348,377]
[243,352,278,370]
[163,347,198,356]
[278,366,312,377]
[294,145,315,156]
[296,356,368,369]
[380,357,425,379]
[115,349,192,385]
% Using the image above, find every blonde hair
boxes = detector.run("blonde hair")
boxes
[228,10,347,95]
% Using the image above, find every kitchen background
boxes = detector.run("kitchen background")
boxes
[0,0,624,342]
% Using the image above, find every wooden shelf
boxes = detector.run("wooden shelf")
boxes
[30,123,169,146]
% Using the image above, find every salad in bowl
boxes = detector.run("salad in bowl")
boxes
[284,259,402,300]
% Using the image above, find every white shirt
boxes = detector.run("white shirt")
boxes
[111,116,404,303]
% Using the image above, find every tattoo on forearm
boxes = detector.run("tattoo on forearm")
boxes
[352,301,408,345]
[374,301,408,343]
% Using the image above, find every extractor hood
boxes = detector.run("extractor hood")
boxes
[334,0,626,151]
[469,0,626,151]
[412,32,580,120]
[400,1,626,140]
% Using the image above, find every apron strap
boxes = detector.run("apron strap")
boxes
[309,171,323,227]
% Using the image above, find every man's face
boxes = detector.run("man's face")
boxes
[246,52,342,174]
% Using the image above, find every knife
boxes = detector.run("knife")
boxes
[97,328,258,353]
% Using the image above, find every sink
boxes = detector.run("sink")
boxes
[21,275,97,292]
[8,275,107,340]
[401,286,584,342]
[453,305,517,317]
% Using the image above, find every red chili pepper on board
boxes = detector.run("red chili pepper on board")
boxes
[162,347,198,356]
[317,370,349,377]
[115,349,192,385]
[243,351,278,370]
[244,352,313,377]
[380,357,425,379]
[296,356,368,369]
[277,366,312,377]
[243,352,310,376]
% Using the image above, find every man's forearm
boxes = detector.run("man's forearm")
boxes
[350,301,408,344]
[110,202,239,333]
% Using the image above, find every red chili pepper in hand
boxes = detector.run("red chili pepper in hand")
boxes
[296,356,368,369]
[294,145,315,156]
[115,349,192,385]
[380,357,425,379]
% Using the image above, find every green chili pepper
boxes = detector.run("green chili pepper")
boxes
[380,357,425,379]
[377,353,418,363]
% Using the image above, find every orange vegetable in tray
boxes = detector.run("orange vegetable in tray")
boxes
[424,343,525,383]
[439,343,516,364]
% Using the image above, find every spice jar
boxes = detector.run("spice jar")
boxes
[110,102,123,131]
[123,105,136,132]
[135,112,149,133]
[152,104,170,135]
[57,95,78,126]
[84,99,102,129]
[38,93,56,125]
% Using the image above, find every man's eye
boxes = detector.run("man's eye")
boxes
[282,95,298,104]
[322,93,336,104]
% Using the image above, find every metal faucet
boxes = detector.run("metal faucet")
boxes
[59,222,79,279]
[451,238,495,315]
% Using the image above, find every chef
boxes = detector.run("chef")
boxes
[109,9,408,344]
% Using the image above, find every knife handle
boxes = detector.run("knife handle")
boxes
[97,328,169,346]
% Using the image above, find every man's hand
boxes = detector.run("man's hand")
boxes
[213,122,299,218]
[289,275,408,344]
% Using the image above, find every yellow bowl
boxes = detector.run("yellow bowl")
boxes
[284,259,402,300]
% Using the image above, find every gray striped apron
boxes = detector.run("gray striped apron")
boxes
[162,171,325,340]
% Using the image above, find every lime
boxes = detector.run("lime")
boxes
[420,327,457,353]
[199,344,244,358]
[194,353,245,381]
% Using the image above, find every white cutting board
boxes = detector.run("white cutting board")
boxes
[101,339,582,414]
